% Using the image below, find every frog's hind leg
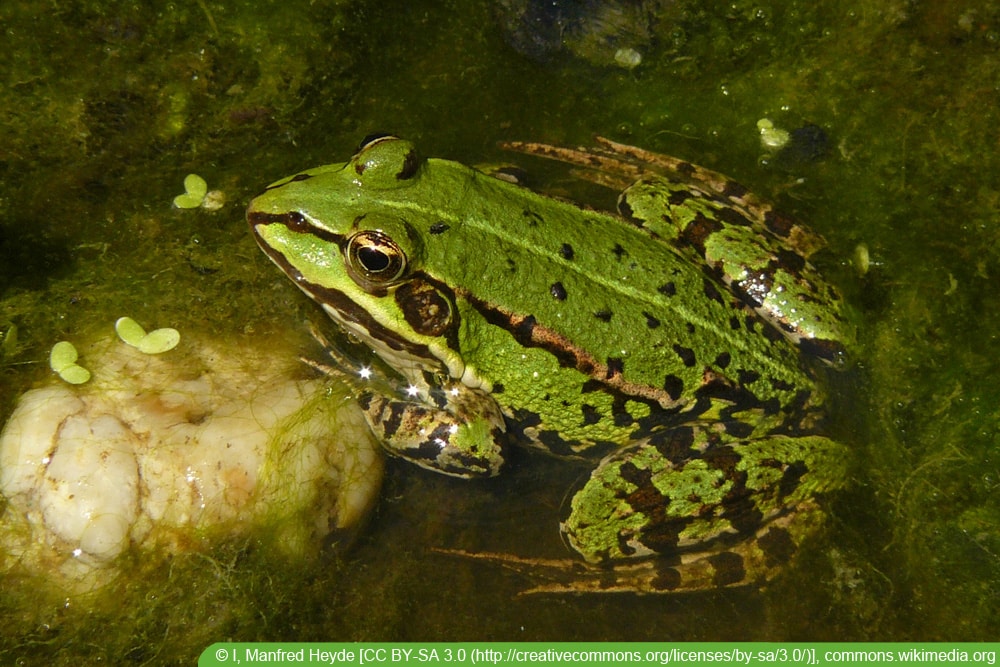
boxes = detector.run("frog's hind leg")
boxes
[559,431,849,593]
[437,502,824,594]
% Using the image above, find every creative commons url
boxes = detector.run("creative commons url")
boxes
[200,643,1000,667]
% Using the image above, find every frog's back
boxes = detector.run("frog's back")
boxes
[386,166,815,449]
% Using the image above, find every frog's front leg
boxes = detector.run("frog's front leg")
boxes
[560,429,850,592]
[360,382,507,478]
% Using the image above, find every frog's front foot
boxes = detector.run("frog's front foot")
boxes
[360,384,507,478]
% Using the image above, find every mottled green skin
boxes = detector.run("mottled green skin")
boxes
[247,136,851,592]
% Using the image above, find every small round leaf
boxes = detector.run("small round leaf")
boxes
[183,173,208,198]
[115,317,147,346]
[137,328,180,354]
[58,364,91,384]
[50,341,79,372]
[173,192,204,208]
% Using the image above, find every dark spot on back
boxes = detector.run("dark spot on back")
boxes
[523,209,543,226]
[613,409,634,427]
[514,314,537,342]
[581,403,601,425]
[650,426,696,463]
[703,278,725,305]
[770,378,795,392]
[560,243,574,260]
[550,282,567,300]
[672,344,696,367]
[663,374,684,400]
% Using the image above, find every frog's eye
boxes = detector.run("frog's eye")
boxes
[345,230,408,288]
[352,135,423,185]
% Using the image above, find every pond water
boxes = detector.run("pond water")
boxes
[2,0,999,661]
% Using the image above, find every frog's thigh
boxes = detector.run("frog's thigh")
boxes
[561,432,849,584]
[360,393,505,478]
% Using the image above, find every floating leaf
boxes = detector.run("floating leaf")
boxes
[183,173,207,197]
[50,341,91,384]
[173,173,208,208]
[137,327,180,354]
[58,364,91,384]
[50,341,79,372]
[115,317,147,346]
[117,317,180,354]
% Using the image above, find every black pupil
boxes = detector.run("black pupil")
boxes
[358,246,391,272]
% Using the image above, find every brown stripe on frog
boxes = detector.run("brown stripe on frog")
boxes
[248,209,343,246]
[294,271,440,362]
[464,292,687,411]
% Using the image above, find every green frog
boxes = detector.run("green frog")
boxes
[246,135,854,593]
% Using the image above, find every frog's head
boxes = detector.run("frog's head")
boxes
[247,137,505,477]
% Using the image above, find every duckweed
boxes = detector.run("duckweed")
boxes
[49,341,91,385]
[115,317,180,354]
